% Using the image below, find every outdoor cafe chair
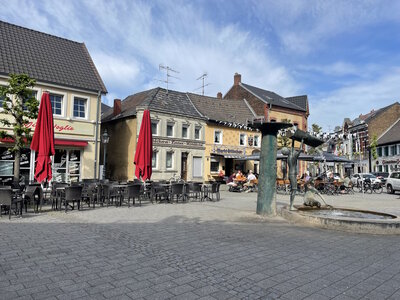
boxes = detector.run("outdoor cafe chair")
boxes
[209,183,221,201]
[150,182,168,203]
[62,186,83,213]
[50,182,69,210]
[23,184,42,213]
[126,184,142,207]
[185,182,202,202]
[81,183,100,209]
[169,183,185,203]
[0,188,23,219]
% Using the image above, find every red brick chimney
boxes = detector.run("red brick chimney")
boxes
[113,99,121,116]
[217,92,222,99]
[234,73,241,86]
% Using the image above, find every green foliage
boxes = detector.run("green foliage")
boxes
[0,74,38,152]
[308,123,323,155]
[370,135,378,160]
[311,123,322,134]
[277,118,292,149]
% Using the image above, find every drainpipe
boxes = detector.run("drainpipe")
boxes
[94,90,101,180]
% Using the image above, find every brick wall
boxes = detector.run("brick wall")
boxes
[368,103,400,139]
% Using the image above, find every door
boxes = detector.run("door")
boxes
[225,158,233,176]
[181,152,188,181]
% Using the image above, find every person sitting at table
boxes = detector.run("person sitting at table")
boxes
[235,170,246,182]
[243,170,258,191]
[227,172,237,187]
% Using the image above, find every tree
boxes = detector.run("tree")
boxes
[0,74,39,183]
[370,135,378,160]
[308,123,324,155]
[311,123,322,135]
[277,118,292,149]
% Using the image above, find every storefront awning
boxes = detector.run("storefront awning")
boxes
[55,139,88,147]
[211,153,246,159]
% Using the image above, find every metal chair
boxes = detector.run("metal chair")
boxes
[50,182,68,210]
[151,182,168,203]
[185,182,202,201]
[82,183,100,209]
[23,184,42,213]
[169,183,185,203]
[0,188,22,219]
[62,186,83,213]
[209,183,221,201]
[126,184,142,207]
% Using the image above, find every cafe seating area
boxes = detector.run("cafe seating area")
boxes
[0,179,222,219]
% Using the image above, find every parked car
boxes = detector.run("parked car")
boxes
[372,172,389,184]
[351,173,381,185]
[386,171,400,194]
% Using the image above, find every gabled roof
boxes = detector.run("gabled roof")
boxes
[101,103,111,115]
[102,88,204,123]
[285,95,308,112]
[0,20,107,94]
[240,83,306,112]
[187,93,256,126]
[377,118,400,145]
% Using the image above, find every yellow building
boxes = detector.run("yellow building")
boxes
[0,21,107,183]
[187,93,260,181]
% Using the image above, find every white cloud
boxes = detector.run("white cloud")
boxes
[309,68,400,131]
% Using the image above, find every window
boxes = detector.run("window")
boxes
[166,151,173,169]
[383,146,389,157]
[254,135,260,147]
[182,124,188,138]
[50,93,63,115]
[390,145,397,156]
[239,133,246,146]
[167,123,174,137]
[214,130,222,144]
[152,152,157,168]
[0,93,5,109]
[73,97,86,118]
[151,120,158,135]
[210,158,219,172]
[193,157,202,177]
[195,126,201,140]
[377,147,382,157]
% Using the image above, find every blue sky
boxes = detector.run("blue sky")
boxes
[1,0,400,131]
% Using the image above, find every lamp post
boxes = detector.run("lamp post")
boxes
[102,130,110,179]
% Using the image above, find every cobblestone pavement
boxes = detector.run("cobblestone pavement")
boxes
[1,190,400,299]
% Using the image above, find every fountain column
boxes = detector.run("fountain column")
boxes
[252,122,292,216]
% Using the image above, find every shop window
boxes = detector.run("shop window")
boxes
[193,156,202,177]
[166,151,173,169]
[73,97,87,118]
[214,130,222,144]
[151,120,158,135]
[195,126,201,140]
[182,124,188,138]
[53,149,81,182]
[50,93,63,116]
[0,147,14,183]
[239,133,246,146]
[68,150,81,182]
[210,161,219,172]
[254,135,260,147]
[167,123,174,137]
[152,151,157,168]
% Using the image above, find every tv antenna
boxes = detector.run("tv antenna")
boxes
[158,64,179,93]
[194,72,210,95]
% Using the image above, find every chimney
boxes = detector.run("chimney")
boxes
[113,99,121,116]
[217,92,222,99]
[234,73,241,86]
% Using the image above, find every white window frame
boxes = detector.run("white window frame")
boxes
[71,94,89,120]
[166,151,174,169]
[151,120,159,136]
[239,133,247,146]
[254,135,260,147]
[194,126,201,140]
[152,151,158,169]
[182,124,189,139]
[192,156,203,178]
[166,122,174,137]
[47,90,67,118]
[214,130,223,144]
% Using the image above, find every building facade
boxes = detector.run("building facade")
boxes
[0,21,107,184]
[374,118,400,172]
[102,88,206,181]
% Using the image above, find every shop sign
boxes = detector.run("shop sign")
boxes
[381,158,400,165]
[212,146,245,155]
[25,121,74,132]
[153,137,204,148]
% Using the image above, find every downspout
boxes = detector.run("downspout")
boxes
[94,90,101,179]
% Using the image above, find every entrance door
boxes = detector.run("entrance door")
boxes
[181,152,188,181]
[225,158,233,176]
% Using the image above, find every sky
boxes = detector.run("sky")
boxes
[1,0,400,132]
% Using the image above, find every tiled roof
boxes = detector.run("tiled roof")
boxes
[0,20,107,93]
[285,95,308,112]
[102,88,204,122]
[240,83,306,112]
[101,103,111,115]
[187,93,256,125]
[377,118,400,145]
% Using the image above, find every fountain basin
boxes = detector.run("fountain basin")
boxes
[281,206,400,234]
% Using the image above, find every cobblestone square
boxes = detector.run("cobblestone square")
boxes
[1,190,400,299]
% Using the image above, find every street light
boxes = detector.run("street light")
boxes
[102,129,110,179]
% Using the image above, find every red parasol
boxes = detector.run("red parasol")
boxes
[134,110,153,181]
[30,92,55,182]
